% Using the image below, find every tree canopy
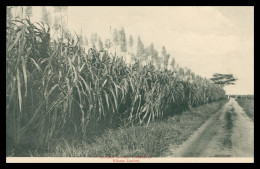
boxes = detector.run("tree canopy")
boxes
[210,73,237,86]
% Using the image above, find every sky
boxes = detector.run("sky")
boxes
[29,6,254,95]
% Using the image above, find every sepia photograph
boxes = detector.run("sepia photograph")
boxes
[6,6,254,163]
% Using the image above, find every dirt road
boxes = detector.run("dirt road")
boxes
[167,98,254,157]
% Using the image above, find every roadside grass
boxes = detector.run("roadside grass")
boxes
[236,99,254,121]
[222,108,235,149]
[27,99,228,157]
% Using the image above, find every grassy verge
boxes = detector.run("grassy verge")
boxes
[236,99,254,121]
[21,99,227,157]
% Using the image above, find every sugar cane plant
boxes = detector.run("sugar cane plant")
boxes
[6,19,226,148]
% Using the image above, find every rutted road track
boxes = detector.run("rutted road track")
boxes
[167,98,254,157]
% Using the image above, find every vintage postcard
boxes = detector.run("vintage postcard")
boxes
[6,6,254,163]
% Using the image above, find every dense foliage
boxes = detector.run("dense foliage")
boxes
[6,19,226,148]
